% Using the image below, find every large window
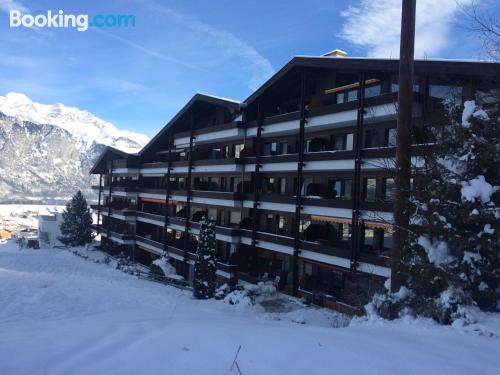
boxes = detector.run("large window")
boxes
[429,84,463,106]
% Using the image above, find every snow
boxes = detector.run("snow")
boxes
[461,100,476,128]
[0,92,149,153]
[1,241,500,374]
[483,224,495,235]
[417,236,453,266]
[462,100,490,128]
[152,257,184,280]
[461,176,495,204]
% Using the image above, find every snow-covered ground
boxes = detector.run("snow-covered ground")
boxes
[1,241,499,375]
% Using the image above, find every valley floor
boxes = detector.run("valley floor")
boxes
[1,240,499,375]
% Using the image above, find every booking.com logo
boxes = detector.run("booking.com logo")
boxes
[9,10,135,32]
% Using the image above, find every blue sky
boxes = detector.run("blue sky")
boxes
[0,0,497,137]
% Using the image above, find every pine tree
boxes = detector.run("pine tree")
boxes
[58,190,94,247]
[375,100,499,323]
[193,217,217,299]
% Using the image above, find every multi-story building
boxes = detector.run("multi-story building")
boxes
[90,52,499,314]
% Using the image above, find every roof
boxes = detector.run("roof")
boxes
[89,146,131,174]
[139,93,241,155]
[245,55,500,105]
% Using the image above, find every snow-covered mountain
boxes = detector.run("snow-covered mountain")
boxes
[0,92,148,203]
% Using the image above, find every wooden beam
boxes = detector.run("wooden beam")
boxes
[324,78,380,95]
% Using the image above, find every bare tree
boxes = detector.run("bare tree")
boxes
[458,0,500,60]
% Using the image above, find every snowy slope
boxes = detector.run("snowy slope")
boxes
[0,93,148,153]
[0,93,149,203]
[0,242,499,375]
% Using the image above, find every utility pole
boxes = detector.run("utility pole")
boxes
[392,0,416,293]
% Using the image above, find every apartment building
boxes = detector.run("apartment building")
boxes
[90,53,499,313]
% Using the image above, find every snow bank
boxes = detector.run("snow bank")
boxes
[2,242,500,374]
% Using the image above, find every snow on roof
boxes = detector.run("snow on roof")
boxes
[295,55,498,63]
[196,93,242,105]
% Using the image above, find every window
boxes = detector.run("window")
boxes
[278,216,289,235]
[341,225,351,241]
[234,144,244,158]
[391,75,420,93]
[331,134,344,151]
[385,128,397,147]
[383,178,395,201]
[328,179,352,200]
[365,85,381,98]
[336,93,345,104]
[383,229,394,250]
[280,178,286,195]
[329,180,342,199]
[207,208,217,221]
[345,133,354,151]
[363,228,375,248]
[230,210,241,226]
[365,129,382,148]
[475,88,500,105]
[304,139,311,153]
[429,84,463,106]
[231,177,242,192]
[305,138,326,153]
[279,142,290,154]
[347,89,358,102]
[263,142,278,156]
[343,179,352,200]
[300,219,311,234]
[301,178,313,196]
[364,178,377,201]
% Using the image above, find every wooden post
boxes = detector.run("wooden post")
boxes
[251,100,264,250]
[164,133,173,254]
[350,71,366,271]
[96,174,103,234]
[183,114,195,278]
[292,70,307,296]
[106,161,114,251]
[392,0,416,292]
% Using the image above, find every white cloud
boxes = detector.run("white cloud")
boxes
[142,1,274,91]
[340,0,474,58]
[93,28,203,71]
[0,0,29,13]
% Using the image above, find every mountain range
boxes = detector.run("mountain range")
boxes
[0,93,148,203]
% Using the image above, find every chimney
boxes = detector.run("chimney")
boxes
[322,49,348,58]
